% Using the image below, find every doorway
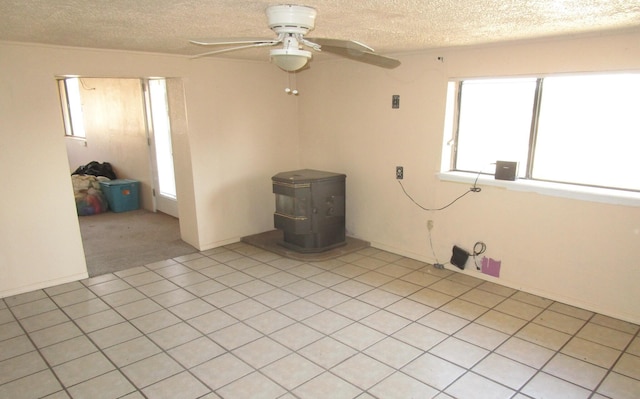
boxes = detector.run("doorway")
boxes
[61,76,195,276]
[62,77,179,215]
[146,78,179,217]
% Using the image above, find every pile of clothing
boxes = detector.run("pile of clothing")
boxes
[71,161,117,216]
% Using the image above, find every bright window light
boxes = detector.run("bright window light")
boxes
[58,77,86,138]
[455,78,537,175]
[534,74,640,191]
[447,73,640,193]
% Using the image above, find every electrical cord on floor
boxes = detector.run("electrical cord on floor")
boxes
[397,169,483,212]
[427,226,441,267]
[472,241,487,270]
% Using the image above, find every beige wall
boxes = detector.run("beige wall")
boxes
[0,42,299,298]
[1,44,88,295]
[182,60,301,249]
[298,31,640,323]
[1,30,639,324]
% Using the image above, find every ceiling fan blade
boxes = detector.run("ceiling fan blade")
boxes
[190,42,276,59]
[318,45,401,69]
[190,38,280,47]
[305,38,374,53]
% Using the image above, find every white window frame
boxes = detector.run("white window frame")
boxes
[440,73,640,207]
[57,77,86,139]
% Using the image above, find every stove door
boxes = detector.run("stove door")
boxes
[273,183,311,234]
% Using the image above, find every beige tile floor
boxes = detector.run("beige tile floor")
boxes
[1,243,639,398]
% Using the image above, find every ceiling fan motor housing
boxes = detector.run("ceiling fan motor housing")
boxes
[189,4,400,70]
[267,4,317,35]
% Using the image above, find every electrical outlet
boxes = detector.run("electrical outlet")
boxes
[396,166,403,179]
[427,220,434,231]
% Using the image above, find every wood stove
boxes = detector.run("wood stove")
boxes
[272,169,346,253]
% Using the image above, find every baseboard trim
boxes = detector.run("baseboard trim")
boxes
[0,272,89,299]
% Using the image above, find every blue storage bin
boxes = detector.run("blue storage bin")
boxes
[99,179,140,213]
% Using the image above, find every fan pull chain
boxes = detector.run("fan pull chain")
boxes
[285,72,299,95]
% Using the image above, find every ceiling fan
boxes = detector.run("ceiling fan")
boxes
[190,4,401,71]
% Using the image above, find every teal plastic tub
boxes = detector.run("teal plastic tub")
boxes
[99,179,140,213]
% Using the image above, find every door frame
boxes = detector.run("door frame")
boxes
[143,78,179,218]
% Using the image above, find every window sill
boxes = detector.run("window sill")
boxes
[64,136,87,146]
[437,171,640,207]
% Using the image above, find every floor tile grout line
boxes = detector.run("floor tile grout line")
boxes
[441,287,604,396]
[429,281,632,358]
[126,252,363,395]
[47,277,185,398]
[59,266,230,397]
[483,292,620,397]
[503,301,617,397]
[373,268,615,397]
[218,249,536,397]
[6,280,189,397]
[371,275,529,396]
[0,256,552,396]
[83,285,223,397]
[2,245,640,399]
[174,249,452,396]
[589,324,640,398]
[399,281,522,397]
[175,248,364,396]
[137,250,639,398]
[92,260,274,396]
[2,299,72,397]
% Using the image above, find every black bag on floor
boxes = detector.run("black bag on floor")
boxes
[72,161,117,180]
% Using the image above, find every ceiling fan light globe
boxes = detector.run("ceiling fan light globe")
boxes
[270,48,311,71]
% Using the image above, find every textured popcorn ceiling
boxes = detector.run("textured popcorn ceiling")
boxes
[0,0,639,60]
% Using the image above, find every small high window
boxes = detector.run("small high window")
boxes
[57,77,86,138]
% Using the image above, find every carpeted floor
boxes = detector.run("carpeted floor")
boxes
[79,211,369,277]
[78,209,197,277]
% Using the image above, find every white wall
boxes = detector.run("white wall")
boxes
[298,31,640,323]
[0,41,299,298]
